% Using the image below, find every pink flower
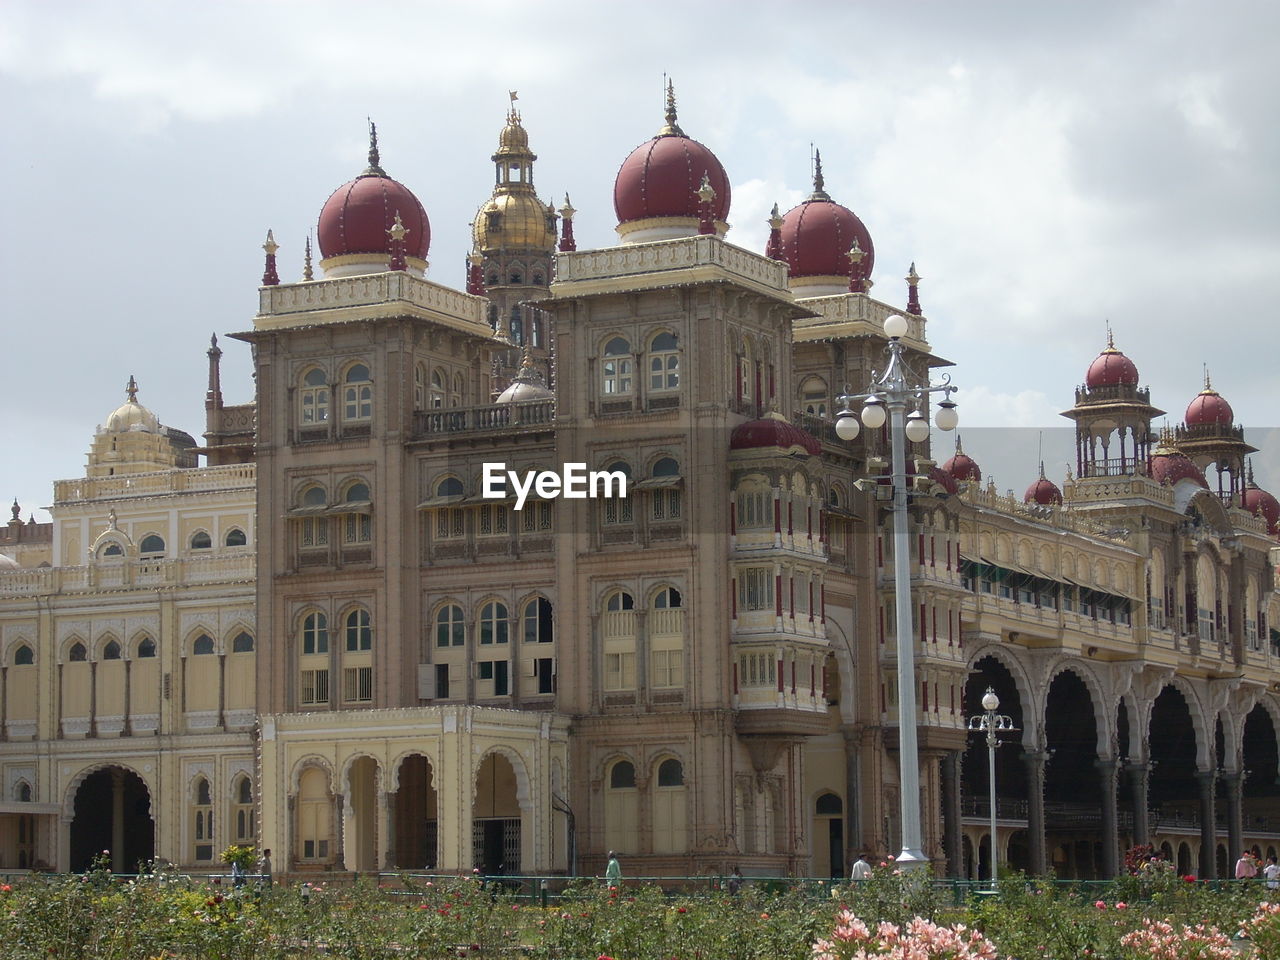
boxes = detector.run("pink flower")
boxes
[1095,900,1107,909]
[1115,901,1127,909]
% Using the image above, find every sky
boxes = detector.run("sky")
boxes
[2,0,1278,521]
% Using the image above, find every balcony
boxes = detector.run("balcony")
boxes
[413,399,555,438]
[54,463,256,504]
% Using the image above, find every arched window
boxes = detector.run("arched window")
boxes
[68,642,87,662]
[649,457,681,520]
[192,635,215,656]
[190,531,212,550]
[15,782,31,803]
[342,363,373,423]
[815,792,842,815]
[488,303,499,330]
[650,588,684,689]
[739,340,754,410]
[736,484,772,529]
[103,640,122,660]
[137,637,156,658]
[648,331,679,392]
[233,774,254,844]
[232,632,254,653]
[479,601,509,645]
[341,482,372,545]
[653,759,687,853]
[451,373,464,407]
[801,377,829,419]
[299,486,329,549]
[655,587,682,608]
[435,604,465,647]
[139,534,165,557]
[299,612,329,706]
[345,609,371,652]
[533,271,544,286]
[430,370,445,409]
[602,337,633,396]
[432,477,466,540]
[300,367,330,424]
[602,592,636,691]
[193,777,213,861]
[510,306,524,346]
[605,760,638,853]
[224,528,247,547]
[414,364,426,410]
[100,542,124,558]
[510,270,523,284]
[522,596,553,643]
[13,644,33,666]
[302,613,328,655]
[602,461,633,525]
[297,767,333,862]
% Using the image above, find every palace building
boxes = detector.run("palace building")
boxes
[2,87,1279,881]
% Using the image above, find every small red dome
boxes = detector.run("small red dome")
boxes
[318,153,430,261]
[614,134,729,224]
[1242,485,1280,534]
[1024,475,1063,506]
[730,416,821,457]
[778,194,874,282]
[929,467,959,497]
[1149,451,1209,488]
[942,451,982,483]
[1085,347,1139,388]
[1185,387,1234,427]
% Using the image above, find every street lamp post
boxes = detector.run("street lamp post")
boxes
[836,313,958,872]
[967,686,1015,887]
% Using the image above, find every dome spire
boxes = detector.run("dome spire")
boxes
[303,233,314,281]
[1105,319,1115,351]
[906,262,922,316]
[810,148,830,200]
[262,230,279,285]
[507,89,520,124]
[126,375,138,403]
[559,194,577,252]
[658,76,685,137]
[364,118,386,176]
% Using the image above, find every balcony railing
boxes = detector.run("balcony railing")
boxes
[413,399,555,437]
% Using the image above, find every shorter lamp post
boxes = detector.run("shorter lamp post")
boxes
[967,686,1015,887]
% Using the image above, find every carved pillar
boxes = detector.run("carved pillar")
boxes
[1197,770,1217,878]
[1127,764,1150,846]
[1095,759,1119,877]
[842,731,860,872]
[1224,771,1244,867]
[1023,751,1047,876]
[377,789,393,870]
[941,750,963,878]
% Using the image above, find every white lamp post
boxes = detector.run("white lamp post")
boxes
[836,313,958,872]
[967,686,1015,887]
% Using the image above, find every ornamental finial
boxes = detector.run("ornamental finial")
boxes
[126,375,138,403]
[303,234,314,281]
[658,76,685,136]
[1203,364,1212,392]
[813,148,825,194]
[10,499,19,522]
[262,229,279,285]
[508,89,520,123]
[1105,319,1114,350]
[364,118,386,176]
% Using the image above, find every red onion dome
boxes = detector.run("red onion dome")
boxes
[1242,484,1280,534]
[1085,339,1140,389]
[318,128,430,261]
[730,415,821,457]
[1024,472,1063,506]
[929,467,959,497]
[1184,378,1234,427]
[777,152,874,284]
[1148,449,1209,488]
[942,438,981,483]
[613,87,730,225]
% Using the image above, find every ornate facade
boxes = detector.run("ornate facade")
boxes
[1,91,1278,881]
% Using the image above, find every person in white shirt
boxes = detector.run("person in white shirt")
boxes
[850,854,873,881]
[1264,855,1280,890]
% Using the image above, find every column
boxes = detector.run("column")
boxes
[1127,764,1150,846]
[376,789,392,870]
[1095,759,1119,878]
[1196,770,1217,879]
[1023,751,1047,876]
[1224,771,1243,867]
[842,732,861,872]
[941,751,963,878]
[111,770,125,873]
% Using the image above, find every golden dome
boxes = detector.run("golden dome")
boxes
[495,119,532,158]
[473,192,557,252]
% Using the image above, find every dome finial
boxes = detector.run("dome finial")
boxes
[1105,318,1114,350]
[813,147,827,196]
[303,233,314,281]
[508,89,520,124]
[364,118,386,176]
[1203,363,1212,392]
[659,76,684,136]
[126,375,138,403]
[11,499,20,523]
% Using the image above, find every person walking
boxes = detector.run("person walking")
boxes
[850,853,873,882]
[727,865,743,894]
[604,851,621,886]
[257,848,273,888]
[1265,856,1280,890]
